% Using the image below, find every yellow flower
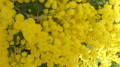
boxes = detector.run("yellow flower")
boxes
[48,0,53,4]
[21,39,26,45]
[11,62,16,67]
[20,57,26,63]
[52,1,57,9]
[77,0,82,2]
[44,9,49,14]
[55,11,65,18]
[16,54,21,61]
[17,36,20,41]
[69,1,77,8]
[52,31,58,37]
[27,55,34,63]
[39,0,44,3]
[28,9,32,12]
[111,31,116,37]
[6,1,14,8]
[47,36,53,43]
[18,0,24,3]
[15,14,24,21]
[24,0,30,3]
[54,38,62,47]
[10,41,14,45]
[47,62,53,67]
[67,9,75,15]
[63,22,70,29]
[43,21,49,27]
[49,10,55,14]
[22,52,27,57]
[109,0,115,5]
[14,21,22,32]
[82,0,87,2]
[31,0,35,2]
[7,35,13,41]
[45,2,51,8]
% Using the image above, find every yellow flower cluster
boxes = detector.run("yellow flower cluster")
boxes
[0,0,16,67]
[1,0,120,67]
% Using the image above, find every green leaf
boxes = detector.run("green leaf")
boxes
[88,0,109,9]
[7,46,14,57]
[19,3,28,14]
[28,2,44,16]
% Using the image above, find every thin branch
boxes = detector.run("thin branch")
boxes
[14,7,20,11]
[33,14,55,19]
[24,13,35,18]
[14,6,73,24]
[62,16,72,24]
[37,9,40,17]
[14,46,17,60]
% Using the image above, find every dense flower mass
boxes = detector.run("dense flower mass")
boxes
[0,0,120,67]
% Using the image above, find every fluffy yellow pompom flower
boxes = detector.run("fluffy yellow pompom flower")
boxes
[16,54,21,61]
[69,1,77,8]
[47,36,53,43]
[39,0,44,3]
[77,0,82,2]
[109,0,115,5]
[28,9,32,12]
[48,0,53,4]
[45,2,51,8]
[54,38,62,47]
[82,0,87,2]
[63,22,70,29]
[43,21,49,27]
[31,0,35,2]
[67,9,75,15]
[20,57,26,63]
[21,39,26,45]
[111,31,116,37]
[22,52,27,57]
[27,55,34,63]
[44,9,49,14]
[17,36,20,41]
[15,14,24,21]
[55,11,65,18]
[18,0,23,3]
[6,1,14,8]
[10,41,14,45]
[24,0,30,3]
[52,1,57,9]
[11,62,16,67]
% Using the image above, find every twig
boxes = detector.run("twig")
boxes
[33,14,55,19]
[14,6,73,24]
[24,13,35,18]
[62,16,72,24]
[37,9,40,17]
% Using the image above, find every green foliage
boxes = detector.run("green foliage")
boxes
[111,61,119,67]
[88,0,109,9]
[15,0,46,17]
